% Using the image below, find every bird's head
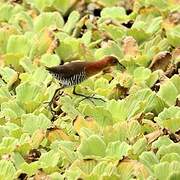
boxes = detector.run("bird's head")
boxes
[104,56,126,70]
[105,56,119,66]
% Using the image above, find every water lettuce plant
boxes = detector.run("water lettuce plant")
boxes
[0,0,179,179]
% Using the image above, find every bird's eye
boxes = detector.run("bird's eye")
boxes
[112,59,118,64]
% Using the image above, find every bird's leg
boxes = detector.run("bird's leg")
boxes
[72,86,106,103]
[44,87,64,112]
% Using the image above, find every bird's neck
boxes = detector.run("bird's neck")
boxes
[85,59,109,77]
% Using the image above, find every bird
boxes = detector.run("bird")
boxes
[45,56,125,109]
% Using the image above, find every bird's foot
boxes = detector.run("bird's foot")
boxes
[44,88,64,114]
[78,94,106,104]
[43,100,56,114]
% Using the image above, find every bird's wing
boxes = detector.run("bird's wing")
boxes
[46,61,87,78]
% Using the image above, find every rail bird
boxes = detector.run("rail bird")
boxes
[46,56,125,109]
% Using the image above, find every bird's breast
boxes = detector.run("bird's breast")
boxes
[51,70,87,87]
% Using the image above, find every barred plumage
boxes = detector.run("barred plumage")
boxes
[47,69,86,87]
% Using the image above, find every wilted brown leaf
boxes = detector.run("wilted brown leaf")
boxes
[109,83,129,100]
[176,98,180,107]
[117,159,149,179]
[138,6,160,15]
[145,129,163,144]
[162,128,180,143]
[18,173,28,180]
[149,51,172,72]
[164,11,180,29]
[30,129,46,149]
[10,0,22,4]
[46,127,71,142]
[47,38,60,54]
[73,115,98,134]
[25,149,41,163]
[122,36,139,57]
[172,47,180,61]
[34,170,51,180]
[118,0,135,13]
[169,11,180,25]
[8,71,19,87]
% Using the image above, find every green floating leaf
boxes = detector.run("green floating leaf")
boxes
[49,172,64,180]
[21,113,51,134]
[63,11,80,35]
[0,86,11,104]
[8,11,33,32]
[51,140,78,162]
[1,99,25,120]
[0,67,18,87]
[146,71,160,88]
[170,75,180,94]
[161,153,180,163]
[12,152,26,169]
[81,30,92,45]
[31,0,72,15]
[107,89,166,122]
[132,137,148,156]
[168,172,180,180]
[0,137,18,155]
[116,160,135,180]
[69,159,98,176]
[99,24,126,41]
[128,121,142,141]
[5,122,22,138]
[0,3,14,22]
[78,135,106,157]
[92,161,115,177]
[31,0,53,11]
[3,53,24,71]
[103,123,128,144]
[145,0,168,9]
[133,67,151,83]
[82,105,113,127]
[156,143,180,160]
[0,24,19,54]
[39,150,60,169]
[152,136,173,149]
[40,53,60,67]
[100,7,127,21]
[56,37,80,61]
[155,106,180,133]
[98,0,119,6]
[34,12,64,32]
[19,58,35,73]
[128,16,162,42]
[157,76,180,106]
[166,25,180,47]
[154,161,180,180]
[95,40,123,60]
[53,0,72,14]
[16,82,47,112]
[106,141,131,160]
[142,35,169,60]
[60,96,80,119]
[6,35,31,57]
[106,100,127,122]
[20,67,52,87]
[0,160,16,180]
[139,151,159,174]
[20,161,40,176]
[50,140,76,151]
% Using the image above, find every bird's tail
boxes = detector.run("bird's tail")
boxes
[45,66,51,71]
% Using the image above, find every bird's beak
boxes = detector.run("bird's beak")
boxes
[117,62,126,71]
